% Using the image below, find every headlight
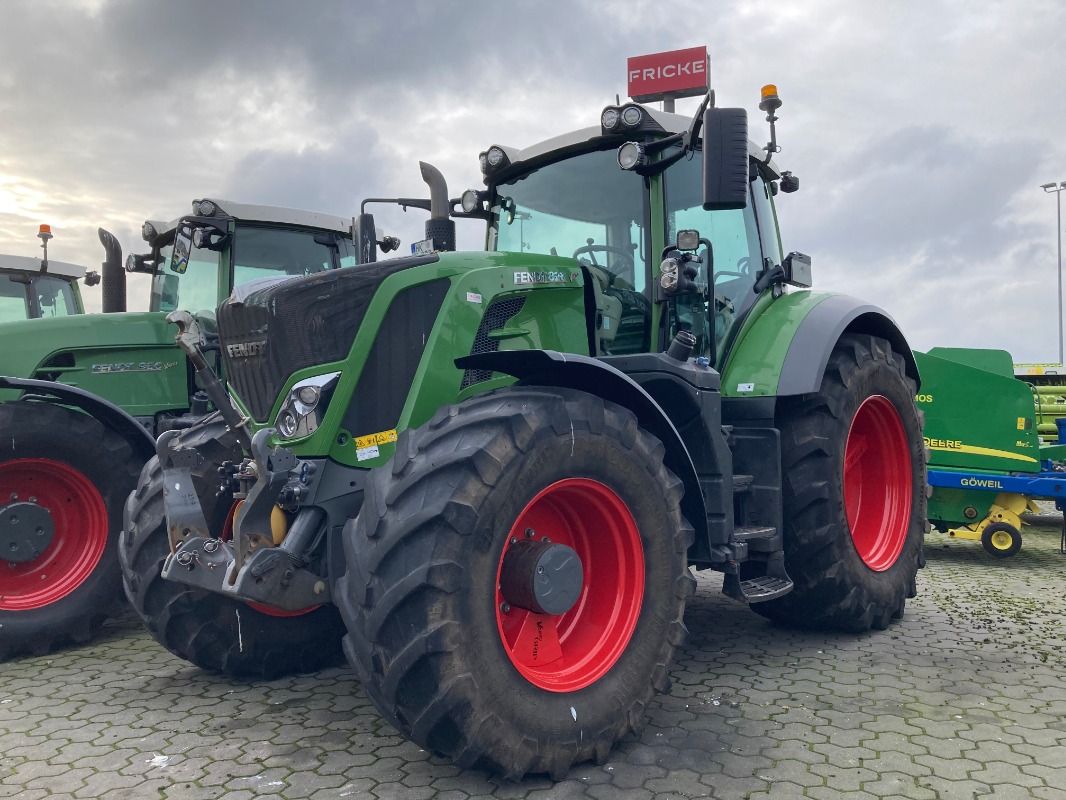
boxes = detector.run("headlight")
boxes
[141,221,158,242]
[601,107,620,131]
[194,199,217,216]
[274,372,341,440]
[192,227,207,248]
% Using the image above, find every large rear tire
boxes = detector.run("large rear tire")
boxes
[754,334,926,631]
[336,387,695,780]
[119,413,346,678]
[0,401,139,660]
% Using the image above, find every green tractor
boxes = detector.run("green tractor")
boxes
[122,85,927,778]
[0,200,366,659]
[0,224,101,321]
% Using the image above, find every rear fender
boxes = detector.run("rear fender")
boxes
[722,292,919,398]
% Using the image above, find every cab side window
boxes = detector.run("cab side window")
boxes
[664,152,763,363]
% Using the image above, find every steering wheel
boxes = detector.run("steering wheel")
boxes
[572,241,636,273]
[713,256,756,284]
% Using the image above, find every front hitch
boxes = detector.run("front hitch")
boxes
[158,427,331,611]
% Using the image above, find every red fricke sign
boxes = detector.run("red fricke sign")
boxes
[627,47,709,103]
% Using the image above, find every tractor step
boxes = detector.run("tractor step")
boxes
[732,474,754,493]
[723,573,794,604]
[733,525,775,541]
[733,525,781,552]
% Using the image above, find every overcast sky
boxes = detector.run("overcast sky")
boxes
[2,0,1065,362]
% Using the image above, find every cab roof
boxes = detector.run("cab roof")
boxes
[491,106,780,182]
[160,199,352,236]
[0,254,86,279]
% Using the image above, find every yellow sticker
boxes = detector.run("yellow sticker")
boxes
[1017,417,1026,431]
[355,429,398,450]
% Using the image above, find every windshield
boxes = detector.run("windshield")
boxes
[0,273,78,321]
[490,147,650,353]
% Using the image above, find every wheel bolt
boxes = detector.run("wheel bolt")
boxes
[524,528,535,538]
[499,602,511,613]
[510,537,517,544]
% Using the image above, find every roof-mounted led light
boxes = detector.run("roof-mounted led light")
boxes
[621,105,643,127]
[486,147,506,167]
[141,221,158,242]
[601,107,621,131]
[617,141,647,171]
[196,199,217,216]
[479,152,489,174]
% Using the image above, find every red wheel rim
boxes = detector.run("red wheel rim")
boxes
[495,478,645,692]
[221,501,318,618]
[0,458,108,611]
[843,395,912,571]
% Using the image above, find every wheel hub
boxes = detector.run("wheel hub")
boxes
[1,500,55,564]
[499,539,583,616]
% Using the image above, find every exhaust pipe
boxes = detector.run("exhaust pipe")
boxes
[98,227,125,312]
[419,161,455,252]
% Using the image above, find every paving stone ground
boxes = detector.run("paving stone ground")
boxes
[3,521,1066,799]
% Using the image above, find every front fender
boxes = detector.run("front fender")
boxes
[455,350,707,543]
[720,292,919,398]
[0,376,157,462]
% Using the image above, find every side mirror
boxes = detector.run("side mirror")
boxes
[702,107,749,211]
[170,226,192,274]
[353,213,377,265]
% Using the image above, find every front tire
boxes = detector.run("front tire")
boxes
[0,401,139,660]
[119,413,346,678]
[336,387,695,780]
[754,334,926,631]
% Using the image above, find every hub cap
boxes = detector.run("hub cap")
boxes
[495,478,644,692]
[843,395,912,571]
[0,459,108,611]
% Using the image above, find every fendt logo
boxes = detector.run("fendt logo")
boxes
[226,341,267,358]
[627,46,709,103]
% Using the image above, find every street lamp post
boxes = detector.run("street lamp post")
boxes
[1041,181,1066,365]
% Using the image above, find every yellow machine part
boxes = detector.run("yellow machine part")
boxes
[946,492,1028,542]
[231,499,290,545]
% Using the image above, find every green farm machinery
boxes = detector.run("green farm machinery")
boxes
[920,348,1066,557]
[0,201,365,659]
[122,81,928,778]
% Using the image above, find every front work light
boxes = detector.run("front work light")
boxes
[617,141,647,171]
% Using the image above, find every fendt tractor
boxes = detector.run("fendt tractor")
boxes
[121,84,927,779]
[0,200,367,659]
[0,225,102,322]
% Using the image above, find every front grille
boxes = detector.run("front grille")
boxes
[218,256,437,422]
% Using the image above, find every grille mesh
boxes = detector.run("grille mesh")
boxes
[460,297,526,390]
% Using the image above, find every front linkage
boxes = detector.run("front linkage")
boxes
[159,313,334,612]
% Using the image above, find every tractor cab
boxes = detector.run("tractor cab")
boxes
[127,199,361,319]
[468,90,804,366]
[0,225,98,321]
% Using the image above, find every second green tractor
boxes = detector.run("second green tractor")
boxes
[121,85,927,779]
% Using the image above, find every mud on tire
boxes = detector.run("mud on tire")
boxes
[0,401,139,660]
[119,413,346,678]
[336,387,695,780]
[753,334,926,632]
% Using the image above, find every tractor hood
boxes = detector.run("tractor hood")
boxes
[0,311,189,415]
